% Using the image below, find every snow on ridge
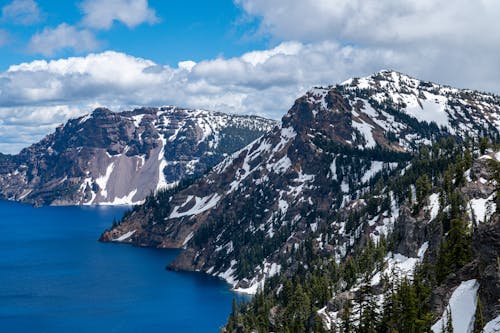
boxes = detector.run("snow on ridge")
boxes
[78,113,92,125]
[113,229,136,242]
[402,93,450,129]
[370,241,428,286]
[156,135,169,192]
[361,161,384,183]
[233,262,282,295]
[483,315,500,333]
[427,193,441,221]
[182,231,194,247]
[132,114,145,127]
[352,119,376,148]
[169,193,221,219]
[431,279,479,333]
[469,193,496,224]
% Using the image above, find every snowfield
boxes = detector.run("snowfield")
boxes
[431,279,479,333]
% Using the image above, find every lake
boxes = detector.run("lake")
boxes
[0,200,248,332]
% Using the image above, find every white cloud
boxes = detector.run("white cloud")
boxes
[80,0,159,30]
[1,0,41,25]
[28,23,99,56]
[235,0,500,47]
[0,44,410,153]
[2,0,500,154]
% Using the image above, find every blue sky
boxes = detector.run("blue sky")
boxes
[0,0,499,153]
[0,0,267,70]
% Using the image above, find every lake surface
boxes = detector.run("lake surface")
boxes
[0,200,248,332]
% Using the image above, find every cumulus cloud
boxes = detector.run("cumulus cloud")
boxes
[1,0,41,25]
[80,0,159,30]
[2,0,499,153]
[233,0,500,98]
[235,0,500,47]
[0,43,413,153]
[28,23,99,56]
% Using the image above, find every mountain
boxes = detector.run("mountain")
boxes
[100,70,500,331]
[0,106,276,206]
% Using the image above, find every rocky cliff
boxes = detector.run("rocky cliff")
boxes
[0,107,275,206]
[100,70,500,331]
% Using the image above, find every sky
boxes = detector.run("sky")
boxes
[0,0,499,154]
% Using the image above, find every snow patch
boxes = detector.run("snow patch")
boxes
[169,194,221,219]
[427,193,440,221]
[469,194,496,224]
[483,315,500,333]
[95,162,115,198]
[431,279,479,333]
[113,229,136,242]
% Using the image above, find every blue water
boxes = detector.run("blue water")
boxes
[0,200,247,332]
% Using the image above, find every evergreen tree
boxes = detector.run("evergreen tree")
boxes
[445,307,454,333]
[340,299,353,333]
[479,137,489,155]
[228,297,238,331]
[416,174,432,206]
[474,296,485,333]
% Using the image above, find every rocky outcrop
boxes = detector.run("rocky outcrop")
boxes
[97,71,500,331]
[0,106,275,206]
[102,70,500,292]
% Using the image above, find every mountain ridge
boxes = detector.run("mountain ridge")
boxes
[101,70,499,281]
[0,106,276,206]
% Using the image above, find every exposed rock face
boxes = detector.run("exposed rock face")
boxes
[0,106,275,206]
[100,70,500,330]
[102,70,500,285]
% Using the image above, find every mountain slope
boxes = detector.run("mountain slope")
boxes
[0,107,275,206]
[101,70,500,331]
[102,69,499,269]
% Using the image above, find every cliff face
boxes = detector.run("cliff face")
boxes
[100,71,500,331]
[102,70,499,271]
[0,107,276,206]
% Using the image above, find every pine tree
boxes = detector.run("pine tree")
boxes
[416,174,432,206]
[445,306,454,333]
[479,137,489,155]
[474,296,485,333]
[340,299,353,333]
[228,297,238,331]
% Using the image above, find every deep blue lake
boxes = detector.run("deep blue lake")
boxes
[0,200,247,332]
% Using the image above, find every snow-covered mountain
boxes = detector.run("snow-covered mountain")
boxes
[100,71,500,331]
[0,106,276,206]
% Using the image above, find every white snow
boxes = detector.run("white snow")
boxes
[329,157,337,180]
[483,315,500,333]
[428,193,441,221]
[361,161,384,183]
[469,194,496,224]
[18,189,32,200]
[352,119,376,148]
[113,229,136,242]
[78,113,92,124]
[132,114,145,127]
[371,241,428,286]
[271,155,292,174]
[233,262,281,295]
[169,193,221,219]
[99,189,142,205]
[431,279,479,333]
[95,162,115,198]
[182,231,194,246]
[403,93,450,129]
[218,260,238,285]
[156,135,169,191]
